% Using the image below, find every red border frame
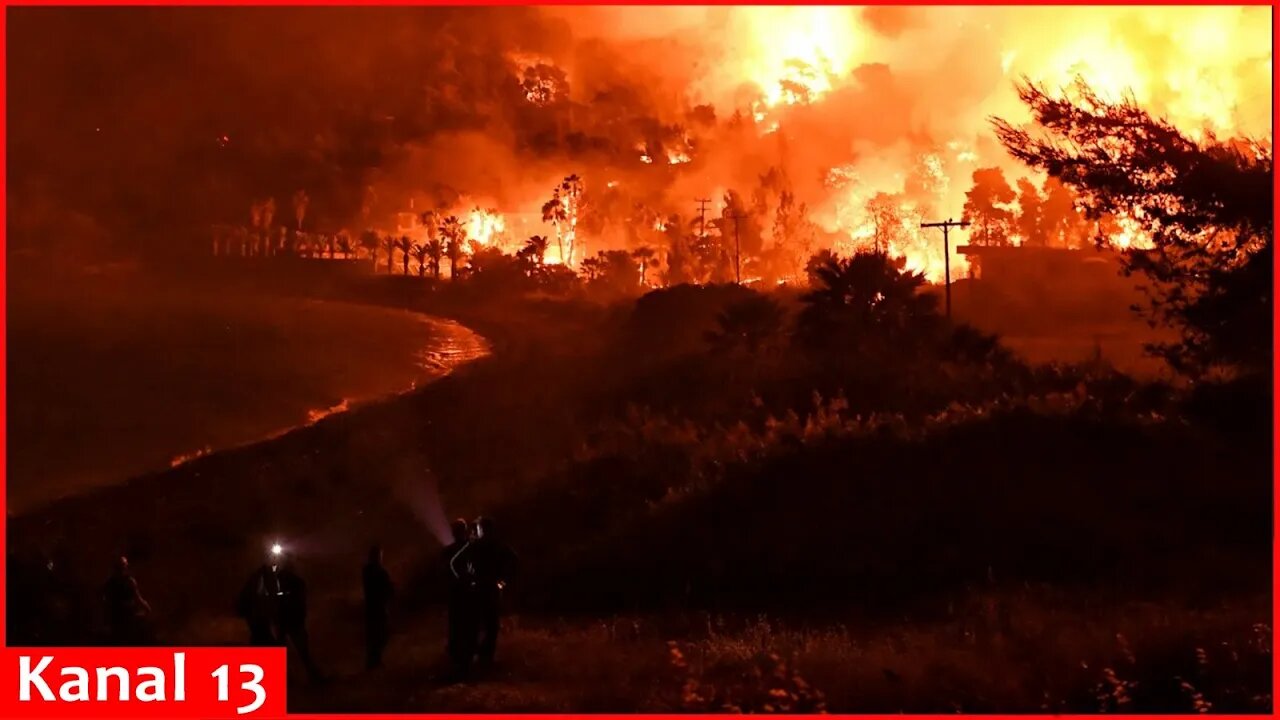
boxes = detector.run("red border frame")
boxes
[0,2,1274,719]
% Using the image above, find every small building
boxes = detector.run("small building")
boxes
[957,244,1125,290]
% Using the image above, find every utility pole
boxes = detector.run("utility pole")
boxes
[920,217,970,319]
[726,211,746,283]
[695,198,711,242]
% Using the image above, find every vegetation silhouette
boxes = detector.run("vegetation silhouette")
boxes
[993,77,1273,377]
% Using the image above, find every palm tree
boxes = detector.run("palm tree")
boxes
[795,251,938,351]
[580,253,605,281]
[541,192,567,265]
[381,235,396,274]
[632,245,658,286]
[336,232,353,260]
[411,243,430,277]
[424,239,444,278]
[395,236,413,275]
[360,230,380,268]
[519,235,549,266]
[438,216,468,280]
[541,174,584,267]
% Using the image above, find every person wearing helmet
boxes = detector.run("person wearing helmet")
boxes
[276,552,324,684]
[470,516,517,667]
[442,518,477,680]
[237,546,283,646]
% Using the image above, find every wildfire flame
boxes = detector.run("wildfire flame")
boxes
[666,149,692,165]
[706,6,1264,279]
[732,7,862,109]
[418,8,1266,285]
[561,194,579,265]
[1109,213,1150,251]
[995,7,1271,139]
[466,207,507,247]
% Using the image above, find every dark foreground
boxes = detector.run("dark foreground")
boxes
[7,271,1272,713]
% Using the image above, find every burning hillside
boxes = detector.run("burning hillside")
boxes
[9,6,1272,282]
[359,6,1270,282]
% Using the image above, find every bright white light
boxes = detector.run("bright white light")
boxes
[270,543,283,555]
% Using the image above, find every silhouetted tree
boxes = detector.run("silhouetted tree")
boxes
[805,249,837,286]
[1014,178,1046,245]
[359,230,380,268]
[424,239,444,278]
[993,77,1273,376]
[336,232,353,259]
[381,235,396,274]
[542,174,583,266]
[632,245,658,286]
[706,294,786,355]
[579,253,604,281]
[542,191,568,265]
[439,216,468,280]
[796,251,939,352]
[468,246,530,292]
[583,250,642,298]
[963,168,1016,246]
[519,235,549,267]
[533,264,580,295]
[395,236,413,274]
[411,243,430,277]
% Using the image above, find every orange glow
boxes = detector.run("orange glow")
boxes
[466,207,507,247]
[412,7,1264,284]
[730,7,863,109]
[306,399,350,425]
[688,6,1266,281]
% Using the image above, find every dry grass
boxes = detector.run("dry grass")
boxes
[286,590,1270,713]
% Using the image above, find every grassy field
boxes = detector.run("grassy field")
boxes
[281,592,1269,713]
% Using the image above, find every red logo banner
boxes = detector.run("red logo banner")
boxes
[0,648,287,719]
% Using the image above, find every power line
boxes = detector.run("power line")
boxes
[695,198,712,241]
[726,211,746,284]
[920,217,970,319]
